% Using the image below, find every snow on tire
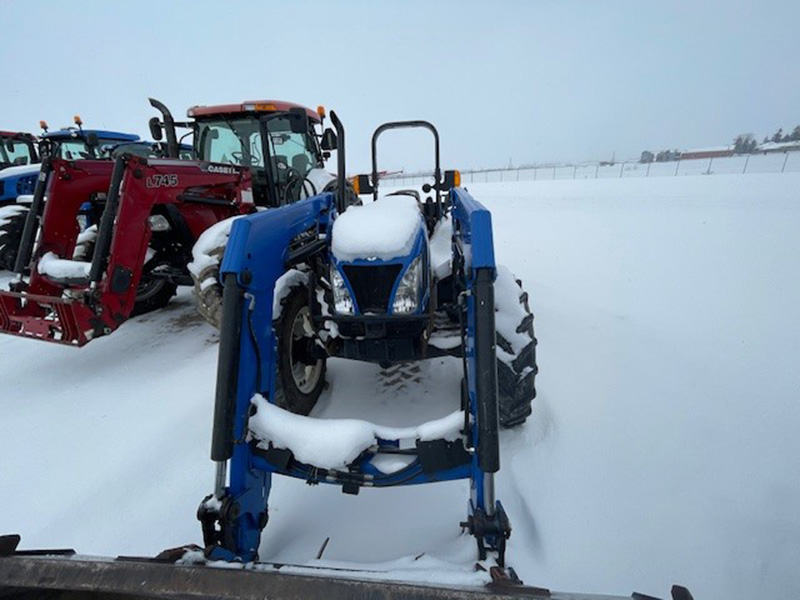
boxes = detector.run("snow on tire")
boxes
[494,265,538,428]
[188,216,244,329]
[0,205,29,271]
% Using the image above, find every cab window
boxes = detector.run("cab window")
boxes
[266,117,318,181]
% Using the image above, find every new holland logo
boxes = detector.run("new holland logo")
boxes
[207,164,239,175]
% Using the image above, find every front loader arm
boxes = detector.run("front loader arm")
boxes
[204,193,333,560]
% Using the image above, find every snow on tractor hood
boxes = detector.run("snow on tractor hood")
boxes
[0,163,40,179]
[331,196,422,262]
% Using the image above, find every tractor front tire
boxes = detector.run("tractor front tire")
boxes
[76,232,176,317]
[274,284,326,415]
[0,206,29,271]
[495,268,538,428]
[131,258,178,317]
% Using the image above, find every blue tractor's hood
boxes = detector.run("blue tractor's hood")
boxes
[0,163,40,180]
[330,196,426,263]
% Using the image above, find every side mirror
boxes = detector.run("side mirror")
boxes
[321,128,337,151]
[85,133,99,148]
[149,117,163,141]
[288,108,309,135]
[353,174,374,196]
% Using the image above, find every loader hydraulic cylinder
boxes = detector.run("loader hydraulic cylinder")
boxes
[474,267,500,473]
[211,273,244,462]
[13,159,52,275]
[88,156,127,284]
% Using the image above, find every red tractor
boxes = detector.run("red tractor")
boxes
[0,99,343,345]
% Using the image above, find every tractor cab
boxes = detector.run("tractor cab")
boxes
[37,118,187,164]
[150,100,334,208]
[189,101,332,207]
[0,131,38,170]
[39,120,142,161]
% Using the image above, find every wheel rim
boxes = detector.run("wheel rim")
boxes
[136,275,165,302]
[289,306,323,394]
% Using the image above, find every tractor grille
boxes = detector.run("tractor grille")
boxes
[16,174,37,196]
[342,264,403,314]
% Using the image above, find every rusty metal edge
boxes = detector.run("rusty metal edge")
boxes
[0,555,629,600]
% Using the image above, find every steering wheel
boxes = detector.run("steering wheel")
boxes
[231,151,259,166]
[282,167,317,205]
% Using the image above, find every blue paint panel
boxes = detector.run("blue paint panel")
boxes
[0,171,39,204]
[450,187,496,272]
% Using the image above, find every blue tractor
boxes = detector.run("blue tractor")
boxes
[0,117,191,270]
[0,131,38,172]
[197,113,538,582]
[0,131,39,207]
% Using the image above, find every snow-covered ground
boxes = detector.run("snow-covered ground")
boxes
[1,173,799,599]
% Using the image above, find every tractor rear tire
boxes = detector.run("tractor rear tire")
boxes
[0,206,29,271]
[274,284,326,415]
[192,248,226,329]
[495,270,538,428]
[323,179,362,210]
[190,217,243,330]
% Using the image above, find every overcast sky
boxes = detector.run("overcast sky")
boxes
[2,0,798,172]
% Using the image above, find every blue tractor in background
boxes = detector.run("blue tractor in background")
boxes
[0,131,38,172]
[0,131,40,210]
[197,112,538,583]
[0,117,192,270]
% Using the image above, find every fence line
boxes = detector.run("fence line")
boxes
[382,152,800,186]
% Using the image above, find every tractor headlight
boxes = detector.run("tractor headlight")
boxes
[330,265,354,314]
[392,255,422,314]
[147,214,171,232]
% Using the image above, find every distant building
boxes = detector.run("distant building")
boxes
[640,151,654,163]
[678,146,734,160]
[757,140,800,154]
[656,149,680,162]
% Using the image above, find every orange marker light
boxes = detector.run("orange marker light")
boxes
[73,115,83,126]
[39,120,49,130]
[254,103,277,112]
[317,105,326,118]
[453,170,461,187]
